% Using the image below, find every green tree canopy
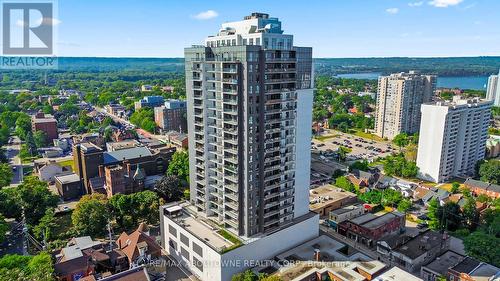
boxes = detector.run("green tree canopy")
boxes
[167,150,189,183]
[0,163,13,188]
[72,193,110,237]
[479,160,500,184]
[463,231,500,267]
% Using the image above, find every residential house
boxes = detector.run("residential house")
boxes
[464,178,500,199]
[36,161,64,182]
[116,223,162,266]
[347,169,379,188]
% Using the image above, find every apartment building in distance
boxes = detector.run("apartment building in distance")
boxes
[417,97,492,183]
[161,12,319,281]
[134,96,164,111]
[32,111,58,142]
[154,99,187,133]
[374,71,436,140]
[486,69,500,106]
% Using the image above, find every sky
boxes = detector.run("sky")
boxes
[51,0,500,58]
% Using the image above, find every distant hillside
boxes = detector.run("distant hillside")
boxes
[4,56,500,77]
[315,57,500,77]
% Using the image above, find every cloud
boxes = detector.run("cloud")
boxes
[192,10,218,20]
[386,8,399,14]
[408,1,424,7]
[428,0,464,8]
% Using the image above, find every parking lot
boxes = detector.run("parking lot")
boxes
[312,130,397,162]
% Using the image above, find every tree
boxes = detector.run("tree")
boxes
[72,194,110,237]
[0,214,8,244]
[392,133,409,151]
[479,160,500,184]
[429,200,463,232]
[381,189,403,208]
[450,182,460,194]
[0,163,13,188]
[335,176,356,192]
[0,176,58,224]
[154,175,183,202]
[397,198,412,213]
[33,130,48,148]
[17,177,59,225]
[0,252,55,281]
[358,190,382,204]
[462,196,479,231]
[463,231,500,267]
[109,191,160,229]
[383,154,418,178]
[167,150,189,183]
[34,208,57,241]
[14,113,32,141]
[349,160,369,172]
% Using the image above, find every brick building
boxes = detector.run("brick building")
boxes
[32,112,58,142]
[338,211,406,247]
[154,99,187,133]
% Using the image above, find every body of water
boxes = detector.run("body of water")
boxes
[335,73,488,90]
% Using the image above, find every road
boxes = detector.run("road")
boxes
[5,136,23,187]
[93,106,166,141]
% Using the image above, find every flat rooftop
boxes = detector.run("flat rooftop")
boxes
[373,266,423,281]
[279,260,385,281]
[350,211,403,229]
[55,173,80,184]
[423,250,464,276]
[330,204,363,216]
[309,185,356,211]
[394,230,445,259]
[163,203,234,251]
[276,235,370,262]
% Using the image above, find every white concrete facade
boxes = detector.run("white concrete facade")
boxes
[417,98,492,183]
[486,71,500,106]
[162,209,319,281]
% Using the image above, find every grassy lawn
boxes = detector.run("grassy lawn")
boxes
[21,156,40,164]
[350,130,386,142]
[217,229,243,253]
[314,134,341,141]
[57,159,75,171]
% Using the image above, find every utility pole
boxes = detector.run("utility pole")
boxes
[107,220,113,252]
[21,208,28,255]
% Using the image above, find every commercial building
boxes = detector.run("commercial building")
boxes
[374,71,436,140]
[416,97,492,183]
[32,112,58,142]
[161,203,319,281]
[55,173,84,201]
[329,204,365,226]
[486,70,500,106]
[154,99,187,133]
[420,250,465,281]
[337,211,406,247]
[161,13,319,281]
[185,12,314,237]
[486,135,500,158]
[309,184,358,217]
[134,96,164,111]
[374,267,423,281]
[163,131,188,149]
[389,230,449,273]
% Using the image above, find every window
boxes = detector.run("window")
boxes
[180,233,189,246]
[169,225,177,237]
[168,239,177,251]
[192,242,203,257]
[193,256,203,272]
[181,247,190,260]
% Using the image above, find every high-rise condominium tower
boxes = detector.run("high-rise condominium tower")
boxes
[374,71,436,140]
[416,97,492,183]
[185,13,313,237]
[486,70,500,106]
